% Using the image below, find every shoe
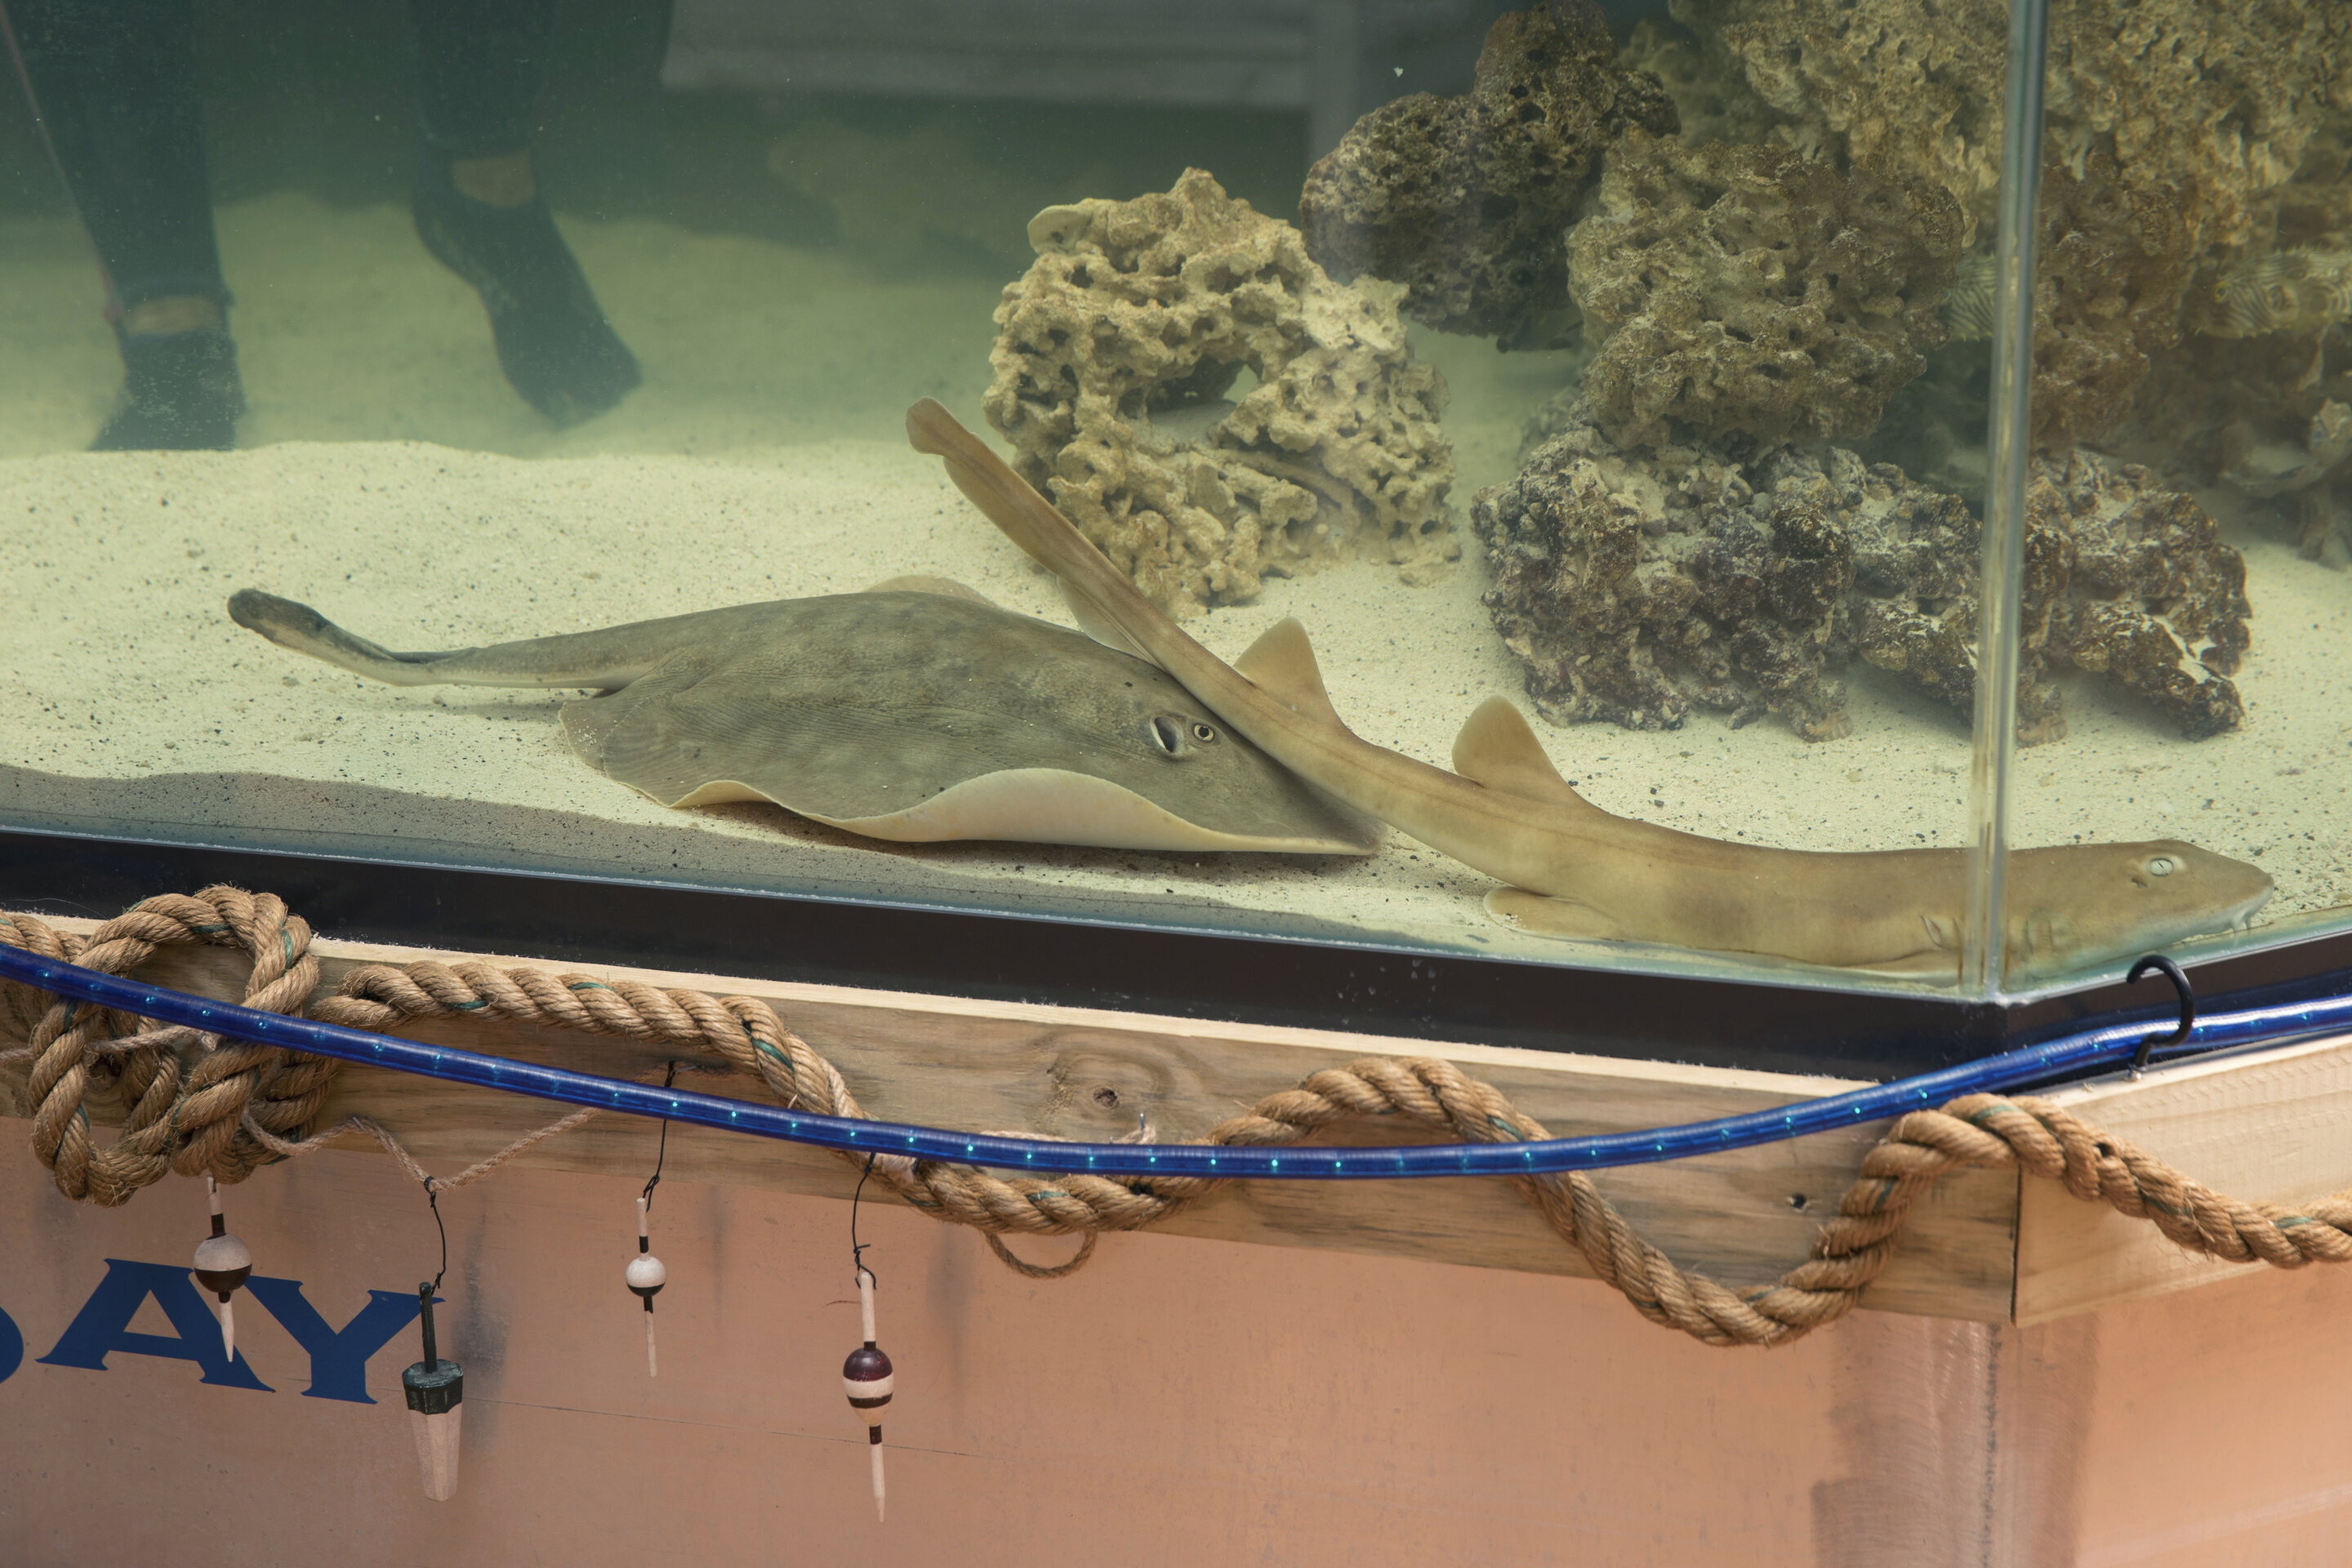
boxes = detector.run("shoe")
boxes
[92,327,244,451]
[413,156,643,427]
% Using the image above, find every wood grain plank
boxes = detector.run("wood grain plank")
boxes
[2014,1031,2352,1323]
[0,924,2019,1320]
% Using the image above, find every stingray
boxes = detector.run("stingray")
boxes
[224,581,1379,854]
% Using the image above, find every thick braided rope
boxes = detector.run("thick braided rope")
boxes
[293,954,2352,1345]
[1,893,340,1206]
[9,892,2352,1346]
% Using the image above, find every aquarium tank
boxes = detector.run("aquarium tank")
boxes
[0,0,2342,1013]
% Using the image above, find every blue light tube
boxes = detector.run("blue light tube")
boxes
[3,942,2349,1180]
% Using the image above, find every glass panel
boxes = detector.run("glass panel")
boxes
[14,0,2283,1002]
[1988,0,2343,996]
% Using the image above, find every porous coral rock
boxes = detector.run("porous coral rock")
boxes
[985,170,1458,617]
[2034,452,2250,742]
[2024,163,2198,448]
[1474,399,2249,743]
[1298,0,1677,349]
[1918,161,2195,452]
[1674,0,2350,256]
[2110,323,2352,488]
[1615,19,1776,151]
[1673,0,2352,447]
[1472,399,1881,740]
[1564,132,1963,446]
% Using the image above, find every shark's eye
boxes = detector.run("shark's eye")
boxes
[2147,855,2178,877]
[1191,722,1218,744]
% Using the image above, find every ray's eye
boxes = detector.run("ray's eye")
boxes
[1191,722,1218,744]
[2147,855,2178,877]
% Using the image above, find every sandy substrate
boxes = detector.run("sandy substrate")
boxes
[3,195,2347,995]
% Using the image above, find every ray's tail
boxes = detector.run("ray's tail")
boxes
[226,589,682,689]
[227,590,469,686]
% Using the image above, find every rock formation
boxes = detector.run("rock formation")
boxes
[1298,0,1677,349]
[1474,399,2249,743]
[985,170,1457,617]
[1564,132,1964,447]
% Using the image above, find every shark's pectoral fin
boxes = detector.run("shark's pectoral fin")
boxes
[1451,697,1598,813]
[1059,578,1156,664]
[2009,908,2080,967]
[1484,887,1624,941]
[1233,618,1342,727]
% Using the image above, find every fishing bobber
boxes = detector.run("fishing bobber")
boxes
[626,1194,666,1377]
[841,1268,894,1521]
[190,1174,252,1363]
[402,1284,465,1502]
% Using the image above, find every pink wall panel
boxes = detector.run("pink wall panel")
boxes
[2,1138,2346,1565]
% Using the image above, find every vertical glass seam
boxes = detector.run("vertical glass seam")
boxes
[1964,0,2052,999]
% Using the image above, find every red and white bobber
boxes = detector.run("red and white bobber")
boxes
[190,1175,252,1362]
[841,1267,894,1522]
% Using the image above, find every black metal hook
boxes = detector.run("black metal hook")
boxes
[849,1152,879,1289]
[2125,955,2194,1076]
[641,1059,679,1214]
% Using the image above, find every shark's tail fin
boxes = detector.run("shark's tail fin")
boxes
[226,590,461,687]
[906,399,1158,665]
[1450,697,1601,813]
[906,399,1076,583]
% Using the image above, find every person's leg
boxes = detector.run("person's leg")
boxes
[7,0,243,448]
[408,0,640,426]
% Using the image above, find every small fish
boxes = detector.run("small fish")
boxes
[225,583,1379,855]
[906,398,2274,979]
[1942,252,1998,341]
[2195,247,2352,338]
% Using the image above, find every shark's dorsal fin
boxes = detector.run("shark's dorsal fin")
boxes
[1451,697,1596,811]
[1234,618,1339,727]
[1059,578,1155,664]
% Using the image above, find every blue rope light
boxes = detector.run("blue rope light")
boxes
[3,941,2348,1181]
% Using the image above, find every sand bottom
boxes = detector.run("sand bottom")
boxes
[2,196,2347,997]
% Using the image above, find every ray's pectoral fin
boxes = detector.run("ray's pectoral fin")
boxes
[862,574,997,604]
[1451,697,1599,813]
[1484,887,1623,941]
[1233,618,1343,728]
[559,650,754,806]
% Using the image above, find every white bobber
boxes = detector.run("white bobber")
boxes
[840,1267,894,1522]
[401,1284,464,1501]
[190,1174,252,1363]
[626,1194,666,1377]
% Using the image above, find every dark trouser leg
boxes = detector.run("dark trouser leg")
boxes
[7,0,243,448]
[409,0,552,157]
[408,0,640,425]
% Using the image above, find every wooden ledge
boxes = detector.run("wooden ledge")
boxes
[7,920,2345,1323]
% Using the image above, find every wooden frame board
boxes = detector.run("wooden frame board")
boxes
[7,920,2345,1323]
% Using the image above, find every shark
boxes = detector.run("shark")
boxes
[906,397,2275,980]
